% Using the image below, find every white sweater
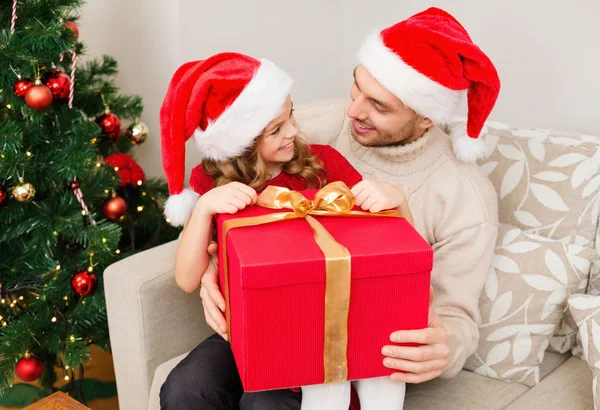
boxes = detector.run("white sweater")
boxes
[298,100,499,378]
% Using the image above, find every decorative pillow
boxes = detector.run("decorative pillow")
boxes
[449,119,600,245]
[449,119,600,355]
[568,294,600,409]
[464,224,596,386]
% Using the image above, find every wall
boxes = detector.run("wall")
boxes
[80,1,600,178]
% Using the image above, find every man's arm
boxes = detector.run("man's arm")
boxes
[382,221,497,381]
[431,221,498,377]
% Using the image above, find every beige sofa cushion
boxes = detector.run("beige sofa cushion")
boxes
[504,356,594,410]
[464,224,595,386]
[568,294,600,409]
[148,350,567,410]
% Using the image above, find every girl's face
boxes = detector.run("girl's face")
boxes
[258,97,297,169]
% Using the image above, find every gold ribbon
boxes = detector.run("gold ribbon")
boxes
[221,181,402,383]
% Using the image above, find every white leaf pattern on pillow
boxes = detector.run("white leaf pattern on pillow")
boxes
[567,253,592,274]
[572,159,596,189]
[503,229,521,246]
[581,321,590,361]
[569,295,600,310]
[492,254,519,273]
[538,339,550,363]
[548,153,587,168]
[513,211,542,228]
[499,144,525,160]
[541,288,566,320]
[505,242,541,253]
[513,330,533,364]
[528,139,546,162]
[530,183,569,212]
[486,341,511,366]
[533,171,568,182]
[521,275,563,292]
[479,161,498,177]
[488,324,555,342]
[489,291,513,323]
[593,377,598,410]
[501,161,525,199]
[582,175,600,199]
[485,267,498,301]
[593,319,600,356]
[545,249,568,285]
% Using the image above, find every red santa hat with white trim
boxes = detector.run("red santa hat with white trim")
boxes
[160,52,293,226]
[357,7,500,162]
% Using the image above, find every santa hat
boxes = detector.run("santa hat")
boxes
[160,52,293,226]
[357,7,500,162]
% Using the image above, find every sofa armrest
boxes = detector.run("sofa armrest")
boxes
[105,240,213,410]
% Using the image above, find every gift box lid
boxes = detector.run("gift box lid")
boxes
[217,189,433,290]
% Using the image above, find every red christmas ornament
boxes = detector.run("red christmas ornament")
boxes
[14,79,33,97]
[0,185,6,206]
[104,153,146,186]
[45,72,71,102]
[71,271,97,296]
[65,20,79,39]
[25,83,53,111]
[103,196,127,221]
[96,111,122,140]
[15,355,43,382]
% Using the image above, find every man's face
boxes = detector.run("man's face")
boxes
[348,65,432,148]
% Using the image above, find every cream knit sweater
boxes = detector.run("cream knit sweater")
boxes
[297,100,499,378]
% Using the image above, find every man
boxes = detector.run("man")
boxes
[161,7,500,409]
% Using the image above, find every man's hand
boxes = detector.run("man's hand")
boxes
[199,241,228,340]
[381,286,450,383]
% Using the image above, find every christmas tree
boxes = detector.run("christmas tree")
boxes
[0,0,180,405]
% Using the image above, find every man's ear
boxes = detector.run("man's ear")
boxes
[418,116,434,130]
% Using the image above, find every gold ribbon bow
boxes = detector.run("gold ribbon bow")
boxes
[221,181,402,383]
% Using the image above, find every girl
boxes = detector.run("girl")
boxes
[160,52,412,410]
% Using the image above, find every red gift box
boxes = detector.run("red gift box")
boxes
[217,184,433,392]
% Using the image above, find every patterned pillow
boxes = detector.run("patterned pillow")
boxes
[464,224,596,386]
[568,294,600,409]
[449,119,600,355]
[476,123,600,244]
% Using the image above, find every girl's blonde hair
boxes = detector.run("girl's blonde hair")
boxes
[202,134,327,191]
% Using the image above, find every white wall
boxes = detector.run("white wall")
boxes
[80,1,600,178]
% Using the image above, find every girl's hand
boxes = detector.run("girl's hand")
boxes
[351,180,408,213]
[197,182,257,216]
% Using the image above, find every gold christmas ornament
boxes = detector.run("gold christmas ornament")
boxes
[126,119,149,145]
[12,179,36,202]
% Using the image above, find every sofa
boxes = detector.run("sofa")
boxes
[105,99,598,409]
